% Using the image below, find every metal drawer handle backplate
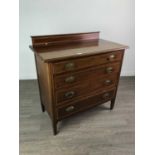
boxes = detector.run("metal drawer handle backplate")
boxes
[104,80,112,85]
[107,54,116,60]
[65,76,75,83]
[65,106,75,112]
[64,91,75,99]
[65,62,75,70]
[106,67,113,73]
[102,92,110,98]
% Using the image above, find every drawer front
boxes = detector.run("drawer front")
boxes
[57,88,116,120]
[55,74,118,105]
[54,62,121,89]
[56,83,90,104]
[54,69,91,89]
[53,56,94,74]
[52,50,123,74]
[92,74,118,91]
[97,51,123,64]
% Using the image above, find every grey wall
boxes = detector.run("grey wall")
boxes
[19,0,135,79]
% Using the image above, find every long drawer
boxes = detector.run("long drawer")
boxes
[55,74,118,105]
[57,88,116,120]
[54,62,121,89]
[52,50,123,74]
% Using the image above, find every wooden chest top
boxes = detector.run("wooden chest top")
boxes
[30,32,128,62]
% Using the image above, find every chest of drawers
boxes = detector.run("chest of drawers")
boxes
[30,32,128,135]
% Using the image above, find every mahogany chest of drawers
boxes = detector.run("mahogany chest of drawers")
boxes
[30,32,128,135]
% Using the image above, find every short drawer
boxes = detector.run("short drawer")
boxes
[52,50,123,74]
[57,88,116,120]
[54,62,121,89]
[97,50,123,64]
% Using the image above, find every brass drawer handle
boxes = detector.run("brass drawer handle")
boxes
[65,62,75,70]
[102,92,110,98]
[106,67,113,73]
[64,91,75,99]
[107,54,116,60]
[104,79,112,85]
[65,76,75,83]
[65,106,75,112]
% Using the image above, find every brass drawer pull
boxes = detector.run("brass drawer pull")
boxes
[65,76,75,83]
[106,67,113,73]
[65,62,75,70]
[102,93,110,98]
[107,54,116,60]
[104,80,112,85]
[64,91,75,99]
[65,106,75,112]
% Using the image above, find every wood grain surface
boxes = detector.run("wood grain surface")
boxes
[36,40,128,62]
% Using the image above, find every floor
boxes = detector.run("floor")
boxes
[19,77,135,155]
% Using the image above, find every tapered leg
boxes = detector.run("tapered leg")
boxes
[41,103,45,112]
[110,98,116,110]
[52,121,57,135]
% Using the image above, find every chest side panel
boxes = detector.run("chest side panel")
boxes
[35,54,53,116]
